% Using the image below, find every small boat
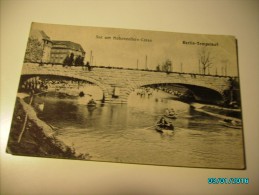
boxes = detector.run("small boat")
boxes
[156,126,174,134]
[155,123,174,134]
[164,114,177,119]
[219,120,242,129]
[37,103,44,111]
[164,108,177,119]
[223,123,242,129]
[156,117,174,134]
[87,99,97,107]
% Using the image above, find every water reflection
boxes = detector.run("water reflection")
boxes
[34,89,244,168]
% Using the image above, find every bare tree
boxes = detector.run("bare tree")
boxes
[198,47,214,75]
[161,59,172,73]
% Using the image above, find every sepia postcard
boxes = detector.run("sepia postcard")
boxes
[6,22,245,169]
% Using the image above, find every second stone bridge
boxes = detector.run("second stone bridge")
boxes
[21,63,233,104]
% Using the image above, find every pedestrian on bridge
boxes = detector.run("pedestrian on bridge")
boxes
[85,61,92,71]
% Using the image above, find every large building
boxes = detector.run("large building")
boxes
[50,41,85,64]
[26,29,85,64]
[41,31,53,63]
[25,30,53,63]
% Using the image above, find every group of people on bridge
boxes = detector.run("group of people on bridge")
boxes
[63,58,93,71]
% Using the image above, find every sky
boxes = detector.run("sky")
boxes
[30,22,239,76]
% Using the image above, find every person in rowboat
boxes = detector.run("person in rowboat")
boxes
[158,117,174,130]
[165,108,177,119]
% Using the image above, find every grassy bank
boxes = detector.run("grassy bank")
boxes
[6,96,90,160]
[191,103,242,122]
[201,106,242,119]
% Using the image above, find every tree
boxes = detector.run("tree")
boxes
[63,55,70,66]
[24,37,44,62]
[80,57,85,66]
[198,47,214,75]
[75,55,81,66]
[156,64,161,71]
[68,53,74,66]
[161,59,172,73]
[223,78,241,107]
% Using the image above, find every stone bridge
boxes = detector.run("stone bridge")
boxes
[21,63,234,104]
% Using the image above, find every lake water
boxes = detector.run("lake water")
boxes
[35,90,245,169]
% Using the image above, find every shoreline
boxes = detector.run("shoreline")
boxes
[165,95,242,122]
[7,91,242,160]
[6,94,90,160]
[191,102,242,122]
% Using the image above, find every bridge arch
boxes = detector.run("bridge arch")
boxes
[172,83,224,103]
[125,81,225,104]
[20,74,111,102]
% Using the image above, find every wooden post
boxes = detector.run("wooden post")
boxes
[17,95,34,143]
[145,55,148,70]
[90,50,92,65]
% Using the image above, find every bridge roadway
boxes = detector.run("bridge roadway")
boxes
[21,63,232,103]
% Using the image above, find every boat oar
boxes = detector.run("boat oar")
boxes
[171,110,187,116]
[154,110,187,117]
[142,124,160,130]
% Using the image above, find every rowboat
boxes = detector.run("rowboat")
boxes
[87,99,97,107]
[219,120,242,129]
[223,123,242,129]
[164,108,177,119]
[164,114,177,119]
[156,124,174,134]
[37,103,44,111]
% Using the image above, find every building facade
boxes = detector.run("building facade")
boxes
[25,30,53,63]
[41,31,53,63]
[26,29,85,64]
[50,41,85,64]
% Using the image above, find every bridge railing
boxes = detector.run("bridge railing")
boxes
[22,62,238,79]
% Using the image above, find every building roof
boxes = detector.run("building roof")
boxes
[39,31,51,41]
[30,29,52,42]
[52,41,85,53]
